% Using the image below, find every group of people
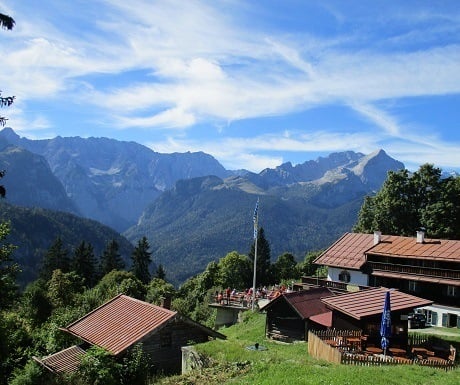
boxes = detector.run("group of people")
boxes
[214,284,290,307]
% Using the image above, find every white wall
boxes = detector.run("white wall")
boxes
[417,305,460,328]
[327,267,368,287]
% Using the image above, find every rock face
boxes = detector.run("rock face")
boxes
[0,127,407,284]
[126,149,405,284]
[0,128,230,231]
[0,144,78,214]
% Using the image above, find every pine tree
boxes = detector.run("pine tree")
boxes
[40,237,70,281]
[100,239,125,276]
[248,227,272,286]
[155,264,166,280]
[131,237,152,284]
[72,241,98,287]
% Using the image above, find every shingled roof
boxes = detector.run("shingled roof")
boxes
[320,287,433,320]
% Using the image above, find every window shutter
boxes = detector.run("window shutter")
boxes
[431,312,438,326]
[442,313,448,327]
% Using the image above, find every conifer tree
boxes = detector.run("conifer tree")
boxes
[72,241,97,287]
[248,227,272,286]
[100,239,125,276]
[131,236,152,284]
[155,264,166,280]
[40,236,70,281]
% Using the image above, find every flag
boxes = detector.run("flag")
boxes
[380,290,392,355]
[253,198,259,239]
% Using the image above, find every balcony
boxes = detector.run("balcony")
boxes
[298,276,369,292]
[368,261,460,281]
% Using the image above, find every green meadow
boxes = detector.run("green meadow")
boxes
[158,311,460,385]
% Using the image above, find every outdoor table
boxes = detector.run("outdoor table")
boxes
[411,347,435,359]
[345,337,361,351]
[389,347,406,357]
[365,346,383,355]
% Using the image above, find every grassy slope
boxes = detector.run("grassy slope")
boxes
[159,312,459,385]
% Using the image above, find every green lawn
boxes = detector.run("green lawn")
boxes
[158,312,459,385]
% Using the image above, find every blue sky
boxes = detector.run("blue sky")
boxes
[1,0,460,172]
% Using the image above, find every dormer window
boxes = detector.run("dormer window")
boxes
[338,270,351,283]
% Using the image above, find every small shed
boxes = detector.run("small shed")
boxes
[321,287,433,349]
[35,294,225,374]
[260,287,335,342]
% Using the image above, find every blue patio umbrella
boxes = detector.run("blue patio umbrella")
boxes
[380,290,392,357]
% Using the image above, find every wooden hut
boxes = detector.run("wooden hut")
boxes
[260,287,335,342]
[34,294,225,374]
[321,287,432,350]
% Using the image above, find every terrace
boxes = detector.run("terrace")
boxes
[309,330,457,370]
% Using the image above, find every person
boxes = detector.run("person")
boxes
[226,287,231,304]
[217,291,223,304]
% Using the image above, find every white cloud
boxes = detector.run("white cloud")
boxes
[2,0,460,172]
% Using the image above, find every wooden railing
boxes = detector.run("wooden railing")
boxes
[300,277,369,292]
[308,330,457,370]
[368,261,460,280]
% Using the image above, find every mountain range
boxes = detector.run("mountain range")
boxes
[0,127,404,285]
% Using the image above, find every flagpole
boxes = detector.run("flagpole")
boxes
[252,198,259,311]
[252,228,258,311]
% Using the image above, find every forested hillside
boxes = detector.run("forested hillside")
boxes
[125,175,364,283]
[0,202,134,286]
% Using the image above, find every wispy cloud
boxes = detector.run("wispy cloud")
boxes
[2,0,460,172]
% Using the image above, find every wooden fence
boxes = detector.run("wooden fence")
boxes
[308,330,457,371]
[308,331,342,364]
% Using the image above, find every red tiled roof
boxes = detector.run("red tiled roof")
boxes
[64,294,177,355]
[261,287,334,319]
[33,345,86,373]
[309,311,333,327]
[321,287,433,320]
[368,235,460,262]
[314,232,460,269]
[314,232,374,269]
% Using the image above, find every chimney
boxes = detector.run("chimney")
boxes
[373,231,382,245]
[416,229,425,244]
[160,295,172,310]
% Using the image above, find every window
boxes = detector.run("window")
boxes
[447,285,457,297]
[338,270,351,283]
[425,310,432,325]
[408,280,418,292]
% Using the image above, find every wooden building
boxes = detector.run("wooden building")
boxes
[260,286,432,350]
[34,294,225,374]
[260,287,335,342]
[321,287,433,349]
